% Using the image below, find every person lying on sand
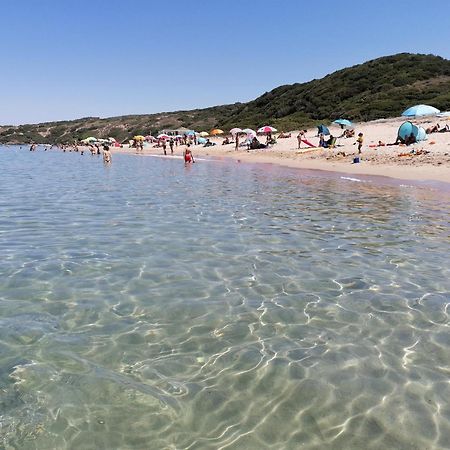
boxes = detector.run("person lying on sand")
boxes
[203,139,216,147]
[342,129,355,138]
[278,132,291,138]
[426,124,440,134]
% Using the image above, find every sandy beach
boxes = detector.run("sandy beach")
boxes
[114,116,450,185]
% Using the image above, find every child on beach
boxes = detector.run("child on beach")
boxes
[355,133,364,154]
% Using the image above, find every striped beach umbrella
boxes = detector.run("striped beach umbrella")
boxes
[257,126,277,133]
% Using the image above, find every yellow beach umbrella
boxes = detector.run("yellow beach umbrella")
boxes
[199,131,209,137]
[210,129,224,136]
[133,135,145,141]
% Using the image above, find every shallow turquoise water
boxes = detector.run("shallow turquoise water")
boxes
[1,147,450,449]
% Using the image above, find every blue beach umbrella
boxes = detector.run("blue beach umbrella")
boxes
[402,104,440,117]
[333,119,353,127]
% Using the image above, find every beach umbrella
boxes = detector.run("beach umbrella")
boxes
[198,137,207,144]
[199,131,209,137]
[157,134,170,140]
[133,135,145,141]
[243,128,256,136]
[210,129,224,135]
[402,104,440,117]
[82,136,97,142]
[333,119,353,127]
[230,127,243,135]
[258,126,277,133]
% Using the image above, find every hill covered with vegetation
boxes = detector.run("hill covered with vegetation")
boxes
[1,53,450,144]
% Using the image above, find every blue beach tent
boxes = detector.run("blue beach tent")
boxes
[317,124,330,136]
[397,121,427,142]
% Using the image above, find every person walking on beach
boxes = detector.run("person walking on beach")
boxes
[162,140,167,155]
[103,145,112,163]
[235,133,239,151]
[356,132,364,154]
[169,138,174,155]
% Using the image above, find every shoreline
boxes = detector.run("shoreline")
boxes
[112,116,450,187]
[113,146,450,189]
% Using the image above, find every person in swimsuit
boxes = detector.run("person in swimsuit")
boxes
[102,145,112,163]
[184,145,195,165]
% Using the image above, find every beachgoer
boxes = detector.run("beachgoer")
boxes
[235,133,239,151]
[325,135,335,148]
[169,138,174,155]
[184,145,195,164]
[250,137,266,149]
[344,129,355,138]
[103,145,112,163]
[297,130,305,148]
[426,124,440,134]
[356,133,364,154]
[319,133,325,147]
[222,137,230,145]
[405,132,416,146]
[162,140,167,155]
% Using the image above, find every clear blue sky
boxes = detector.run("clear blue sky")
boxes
[1,0,449,125]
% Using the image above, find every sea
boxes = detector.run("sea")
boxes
[1,146,450,450]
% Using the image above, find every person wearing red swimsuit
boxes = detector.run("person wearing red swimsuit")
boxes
[184,145,195,165]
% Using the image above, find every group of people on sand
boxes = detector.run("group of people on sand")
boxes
[296,129,364,153]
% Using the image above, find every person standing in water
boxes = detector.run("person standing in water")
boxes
[103,145,112,163]
[183,144,195,165]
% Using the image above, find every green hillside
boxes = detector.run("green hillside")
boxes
[1,53,450,144]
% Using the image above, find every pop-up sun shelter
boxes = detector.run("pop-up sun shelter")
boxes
[317,124,330,136]
[397,121,427,142]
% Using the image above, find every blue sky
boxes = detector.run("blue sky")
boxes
[1,0,449,125]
